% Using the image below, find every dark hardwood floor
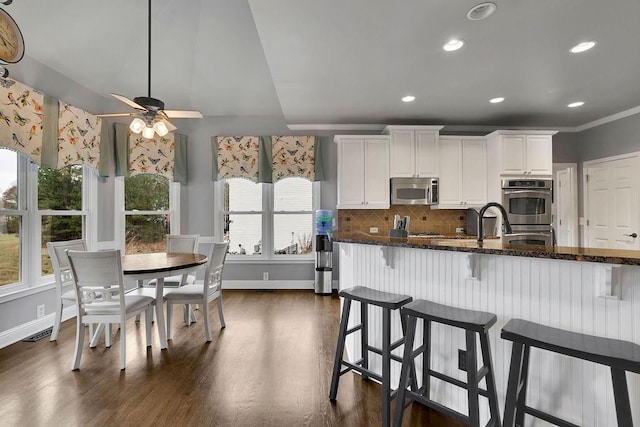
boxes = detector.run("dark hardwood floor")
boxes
[0,290,463,426]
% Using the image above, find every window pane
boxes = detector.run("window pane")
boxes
[274,213,313,255]
[125,214,169,254]
[0,149,17,210]
[225,214,261,255]
[274,177,312,211]
[38,166,83,210]
[225,179,261,211]
[41,215,83,275]
[0,215,20,285]
[125,175,169,211]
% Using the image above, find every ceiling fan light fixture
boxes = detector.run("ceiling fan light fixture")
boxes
[153,121,169,137]
[142,126,156,139]
[130,118,146,134]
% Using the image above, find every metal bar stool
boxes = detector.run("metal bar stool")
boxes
[502,318,640,427]
[394,300,501,427]
[329,286,413,427]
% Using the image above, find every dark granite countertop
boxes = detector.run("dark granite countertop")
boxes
[332,231,640,265]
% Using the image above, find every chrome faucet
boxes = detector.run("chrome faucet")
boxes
[477,202,512,243]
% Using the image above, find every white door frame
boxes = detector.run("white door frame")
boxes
[553,163,578,246]
[583,151,640,247]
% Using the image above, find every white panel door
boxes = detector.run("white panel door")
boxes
[389,130,414,177]
[437,139,462,205]
[500,135,526,174]
[415,130,438,177]
[526,135,553,175]
[337,139,365,208]
[462,139,487,206]
[364,138,390,207]
[587,156,640,249]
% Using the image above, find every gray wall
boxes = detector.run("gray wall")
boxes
[574,113,640,162]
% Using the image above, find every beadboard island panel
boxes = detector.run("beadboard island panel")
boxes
[337,242,640,426]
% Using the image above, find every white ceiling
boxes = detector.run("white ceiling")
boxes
[7,0,640,128]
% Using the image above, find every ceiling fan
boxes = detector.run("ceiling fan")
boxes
[98,0,202,139]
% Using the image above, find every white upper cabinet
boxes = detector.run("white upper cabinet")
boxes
[335,135,390,209]
[384,126,443,177]
[436,137,487,208]
[490,131,555,176]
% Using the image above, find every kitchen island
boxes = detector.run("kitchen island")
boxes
[334,231,640,426]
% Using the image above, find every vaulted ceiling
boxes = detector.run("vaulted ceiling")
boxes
[8,0,640,128]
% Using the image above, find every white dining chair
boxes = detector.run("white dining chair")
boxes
[47,239,87,342]
[164,242,229,342]
[67,249,154,371]
[146,234,200,288]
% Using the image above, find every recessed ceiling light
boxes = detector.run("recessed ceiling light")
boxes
[567,101,584,108]
[467,2,497,20]
[402,95,416,103]
[489,97,504,104]
[443,39,464,52]
[570,41,596,53]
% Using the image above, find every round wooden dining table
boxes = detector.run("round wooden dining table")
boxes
[122,252,208,349]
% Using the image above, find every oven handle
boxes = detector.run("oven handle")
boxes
[502,189,552,195]
[505,233,553,238]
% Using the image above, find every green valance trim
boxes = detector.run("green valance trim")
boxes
[98,120,112,177]
[114,123,129,177]
[314,137,326,181]
[41,94,59,169]
[258,136,272,183]
[173,133,188,184]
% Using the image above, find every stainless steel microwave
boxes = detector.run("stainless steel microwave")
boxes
[390,177,438,205]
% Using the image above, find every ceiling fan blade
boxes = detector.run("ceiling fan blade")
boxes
[163,110,203,119]
[96,113,135,118]
[161,118,177,131]
[111,93,147,111]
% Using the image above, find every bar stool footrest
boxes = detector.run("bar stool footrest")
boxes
[408,392,469,424]
[427,369,490,398]
[525,406,580,427]
[340,360,383,383]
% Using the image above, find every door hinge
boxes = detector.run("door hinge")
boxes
[559,219,562,225]
[586,175,589,182]
[587,219,590,226]
[558,181,562,188]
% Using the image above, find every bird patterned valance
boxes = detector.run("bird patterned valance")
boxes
[57,100,102,171]
[212,135,323,183]
[214,136,260,182]
[272,136,314,182]
[0,77,45,164]
[128,133,175,179]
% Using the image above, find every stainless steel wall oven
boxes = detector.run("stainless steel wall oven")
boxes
[501,179,553,225]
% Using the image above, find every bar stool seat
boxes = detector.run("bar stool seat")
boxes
[394,300,501,427]
[502,318,640,427]
[330,286,413,427]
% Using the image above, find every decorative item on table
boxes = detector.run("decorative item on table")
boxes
[389,215,410,238]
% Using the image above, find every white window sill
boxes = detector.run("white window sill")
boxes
[0,280,56,304]
[226,257,314,265]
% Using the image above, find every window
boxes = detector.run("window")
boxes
[39,165,84,275]
[118,174,178,254]
[0,148,92,289]
[222,177,316,259]
[0,149,20,286]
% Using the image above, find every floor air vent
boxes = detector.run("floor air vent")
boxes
[22,328,52,342]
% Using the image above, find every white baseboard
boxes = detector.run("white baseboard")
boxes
[221,280,314,290]
[0,306,77,350]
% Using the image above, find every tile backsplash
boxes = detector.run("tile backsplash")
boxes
[337,207,467,235]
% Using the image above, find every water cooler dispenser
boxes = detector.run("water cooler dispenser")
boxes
[315,210,333,295]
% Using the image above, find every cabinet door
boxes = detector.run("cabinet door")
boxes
[526,135,553,175]
[415,130,438,177]
[437,139,463,205]
[462,139,487,206]
[501,135,526,174]
[337,139,365,208]
[389,130,415,177]
[364,138,390,207]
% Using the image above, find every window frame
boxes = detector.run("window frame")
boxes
[0,150,96,295]
[115,175,181,253]
[216,178,320,263]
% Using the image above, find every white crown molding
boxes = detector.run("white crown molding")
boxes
[575,105,640,132]
[287,124,386,131]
